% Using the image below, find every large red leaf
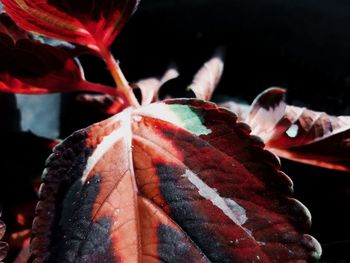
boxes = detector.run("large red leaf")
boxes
[1,0,139,52]
[31,99,320,262]
[0,14,116,95]
[247,88,350,171]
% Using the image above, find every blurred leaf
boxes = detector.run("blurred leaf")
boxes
[188,48,224,100]
[0,14,115,95]
[222,88,350,171]
[248,88,350,171]
[1,0,140,53]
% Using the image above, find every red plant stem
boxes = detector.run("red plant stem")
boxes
[99,46,140,107]
[78,81,121,97]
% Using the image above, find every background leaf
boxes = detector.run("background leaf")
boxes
[247,88,350,171]
[0,14,115,95]
[188,48,224,101]
[1,0,140,52]
[31,99,320,262]
[135,65,179,105]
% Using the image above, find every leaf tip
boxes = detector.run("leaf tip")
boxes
[189,47,225,101]
[253,87,287,111]
[302,234,323,261]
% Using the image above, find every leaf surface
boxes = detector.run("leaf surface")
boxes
[247,88,350,171]
[0,14,115,95]
[32,99,320,262]
[1,0,139,52]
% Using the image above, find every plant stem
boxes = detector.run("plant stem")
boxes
[99,47,140,107]
[79,81,122,97]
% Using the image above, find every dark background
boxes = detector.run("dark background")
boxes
[116,0,350,113]
[1,0,350,262]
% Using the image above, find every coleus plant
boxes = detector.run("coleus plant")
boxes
[4,0,349,262]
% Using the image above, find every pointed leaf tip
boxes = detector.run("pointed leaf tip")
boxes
[189,48,225,101]
[251,87,286,111]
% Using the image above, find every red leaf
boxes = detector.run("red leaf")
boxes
[1,0,139,52]
[0,14,116,95]
[247,88,350,171]
[31,100,320,262]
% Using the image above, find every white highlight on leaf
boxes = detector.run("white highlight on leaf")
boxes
[286,124,299,138]
[81,110,131,183]
[138,104,183,125]
[182,170,248,226]
[137,103,212,136]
